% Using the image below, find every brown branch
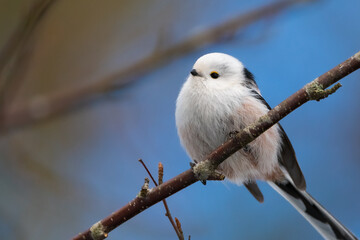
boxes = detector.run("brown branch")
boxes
[0,0,312,132]
[138,159,184,240]
[73,51,360,240]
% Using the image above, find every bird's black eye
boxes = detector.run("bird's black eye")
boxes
[210,71,219,79]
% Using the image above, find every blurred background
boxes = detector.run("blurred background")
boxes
[0,0,359,239]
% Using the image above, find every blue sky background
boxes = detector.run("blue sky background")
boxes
[0,0,359,239]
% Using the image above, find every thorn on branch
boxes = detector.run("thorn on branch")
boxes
[305,80,342,101]
[137,178,150,198]
[90,221,108,240]
[158,162,164,185]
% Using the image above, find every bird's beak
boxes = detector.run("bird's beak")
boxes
[190,69,200,77]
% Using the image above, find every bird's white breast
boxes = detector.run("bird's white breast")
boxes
[175,78,282,184]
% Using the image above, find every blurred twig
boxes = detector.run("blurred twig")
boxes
[0,0,312,132]
[139,159,184,240]
[0,0,57,131]
[73,51,360,240]
[0,0,56,79]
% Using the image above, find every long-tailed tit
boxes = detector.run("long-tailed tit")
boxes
[175,53,356,240]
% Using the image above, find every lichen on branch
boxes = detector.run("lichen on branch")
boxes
[305,80,342,101]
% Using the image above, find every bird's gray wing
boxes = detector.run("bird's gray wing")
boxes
[278,125,306,190]
[250,89,306,190]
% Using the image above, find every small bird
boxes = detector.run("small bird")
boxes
[175,53,357,240]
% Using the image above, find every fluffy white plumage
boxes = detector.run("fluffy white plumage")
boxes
[175,53,358,240]
[175,53,282,184]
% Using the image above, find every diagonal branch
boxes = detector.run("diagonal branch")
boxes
[72,51,360,240]
[0,0,312,132]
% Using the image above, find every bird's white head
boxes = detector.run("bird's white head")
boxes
[189,52,251,88]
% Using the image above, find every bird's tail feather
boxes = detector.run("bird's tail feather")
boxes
[269,180,357,240]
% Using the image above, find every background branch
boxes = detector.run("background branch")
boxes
[0,0,311,132]
[0,0,56,79]
[0,0,57,127]
[73,51,360,240]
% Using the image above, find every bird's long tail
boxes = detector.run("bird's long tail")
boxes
[269,180,357,240]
